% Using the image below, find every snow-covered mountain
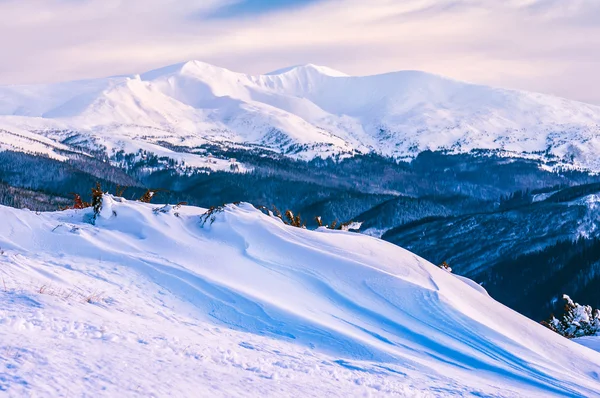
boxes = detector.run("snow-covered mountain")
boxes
[1,199,600,396]
[2,60,600,169]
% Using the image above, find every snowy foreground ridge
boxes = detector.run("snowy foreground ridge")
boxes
[1,200,600,397]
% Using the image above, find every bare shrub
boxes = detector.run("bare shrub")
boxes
[139,189,164,203]
[439,261,452,272]
[84,291,104,304]
[63,193,90,210]
[200,205,226,226]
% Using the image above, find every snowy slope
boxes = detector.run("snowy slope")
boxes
[1,200,600,397]
[576,337,600,354]
[2,61,600,169]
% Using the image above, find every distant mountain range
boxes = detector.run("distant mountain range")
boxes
[2,60,600,170]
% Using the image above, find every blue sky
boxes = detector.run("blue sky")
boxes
[0,0,598,104]
[210,0,321,18]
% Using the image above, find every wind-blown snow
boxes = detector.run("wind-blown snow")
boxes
[2,61,600,169]
[1,201,599,397]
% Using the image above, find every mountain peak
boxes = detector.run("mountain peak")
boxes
[140,60,234,81]
[140,61,348,81]
[266,64,349,77]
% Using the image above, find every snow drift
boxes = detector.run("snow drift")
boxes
[1,200,600,397]
[3,61,600,169]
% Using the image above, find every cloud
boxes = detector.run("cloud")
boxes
[0,0,599,104]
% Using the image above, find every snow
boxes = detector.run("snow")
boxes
[97,193,115,220]
[266,64,350,78]
[532,191,556,202]
[2,61,600,169]
[1,200,600,397]
[575,337,600,354]
[0,124,71,161]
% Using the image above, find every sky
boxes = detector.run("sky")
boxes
[0,0,599,103]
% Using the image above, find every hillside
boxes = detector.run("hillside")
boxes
[2,61,600,170]
[1,200,600,396]
[382,186,600,320]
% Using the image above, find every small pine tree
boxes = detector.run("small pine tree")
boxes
[284,210,294,225]
[115,185,127,197]
[272,206,283,221]
[315,216,323,227]
[542,295,600,338]
[91,183,104,218]
[293,214,303,228]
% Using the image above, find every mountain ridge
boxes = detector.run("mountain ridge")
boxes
[2,60,600,170]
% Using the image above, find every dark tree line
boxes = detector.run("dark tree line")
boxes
[482,237,600,321]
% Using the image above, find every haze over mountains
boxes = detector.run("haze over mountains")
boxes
[2,60,600,170]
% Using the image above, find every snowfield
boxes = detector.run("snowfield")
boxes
[3,61,600,170]
[576,337,600,354]
[1,200,600,397]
